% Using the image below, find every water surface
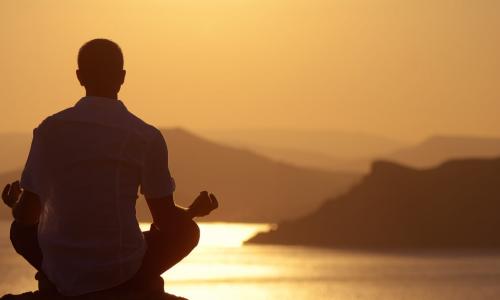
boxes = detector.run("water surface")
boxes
[1,221,500,299]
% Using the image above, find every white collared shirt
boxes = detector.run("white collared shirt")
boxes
[20,96,175,296]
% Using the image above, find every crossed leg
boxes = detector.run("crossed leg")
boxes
[9,219,200,294]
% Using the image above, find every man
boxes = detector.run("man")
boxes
[2,39,218,298]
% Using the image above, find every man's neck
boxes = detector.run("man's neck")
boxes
[85,90,118,100]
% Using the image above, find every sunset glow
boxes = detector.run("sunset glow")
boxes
[1,1,500,140]
[2,1,500,299]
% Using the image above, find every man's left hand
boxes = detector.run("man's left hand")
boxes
[188,191,219,218]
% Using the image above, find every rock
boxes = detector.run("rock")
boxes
[248,157,500,249]
[1,291,187,300]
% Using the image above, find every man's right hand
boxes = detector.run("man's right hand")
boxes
[2,181,21,208]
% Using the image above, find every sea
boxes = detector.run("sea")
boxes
[1,221,500,300]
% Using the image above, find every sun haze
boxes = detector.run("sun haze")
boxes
[1,0,500,141]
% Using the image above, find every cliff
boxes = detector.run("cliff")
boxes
[248,158,500,249]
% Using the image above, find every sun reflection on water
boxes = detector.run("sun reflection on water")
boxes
[139,222,273,247]
[196,222,273,247]
[140,222,280,296]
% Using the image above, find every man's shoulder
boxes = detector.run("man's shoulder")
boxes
[39,104,159,133]
[121,110,162,140]
[33,102,163,144]
[32,107,76,133]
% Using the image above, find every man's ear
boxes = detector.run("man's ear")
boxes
[76,69,85,86]
[119,69,126,85]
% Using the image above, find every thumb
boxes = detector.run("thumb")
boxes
[2,184,11,202]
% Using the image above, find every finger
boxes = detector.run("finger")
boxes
[209,193,219,209]
[2,184,10,202]
[12,181,20,190]
[11,181,21,196]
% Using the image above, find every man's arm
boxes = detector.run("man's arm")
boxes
[145,195,190,231]
[146,192,218,231]
[141,130,218,230]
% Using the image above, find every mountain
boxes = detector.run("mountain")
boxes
[337,135,500,172]
[6,132,500,174]
[142,129,359,222]
[387,135,500,168]
[198,128,405,160]
[248,157,500,249]
[200,130,500,174]
[0,128,360,222]
[239,146,347,171]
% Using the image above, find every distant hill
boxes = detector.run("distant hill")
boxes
[338,135,500,172]
[199,128,405,160]
[0,129,359,222]
[201,130,500,174]
[248,157,500,249]
[387,135,500,167]
[241,146,346,171]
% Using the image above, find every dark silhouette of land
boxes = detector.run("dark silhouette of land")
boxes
[0,290,186,300]
[248,157,500,249]
[0,128,360,223]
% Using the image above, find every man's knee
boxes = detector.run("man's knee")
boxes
[152,219,200,253]
[171,219,200,253]
[10,221,38,249]
[184,219,200,251]
[9,221,42,270]
[10,221,26,253]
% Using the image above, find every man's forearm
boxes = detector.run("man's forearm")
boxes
[146,195,195,231]
[174,204,196,220]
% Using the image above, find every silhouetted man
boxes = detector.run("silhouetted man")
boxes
[2,39,218,298]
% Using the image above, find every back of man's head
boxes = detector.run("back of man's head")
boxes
[76,39,125,95]
[78,39,123,72]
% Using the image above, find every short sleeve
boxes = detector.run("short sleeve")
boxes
[20,127,45,196]
[140,130,176,199]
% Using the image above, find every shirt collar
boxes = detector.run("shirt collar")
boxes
[75,96,127,110]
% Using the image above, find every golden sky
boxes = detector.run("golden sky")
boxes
[1,0,499,141]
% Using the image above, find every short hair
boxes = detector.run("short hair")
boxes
[78,39,124,72]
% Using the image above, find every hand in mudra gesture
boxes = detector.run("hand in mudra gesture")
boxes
[188,191,219,218]
[2,181,21,208]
